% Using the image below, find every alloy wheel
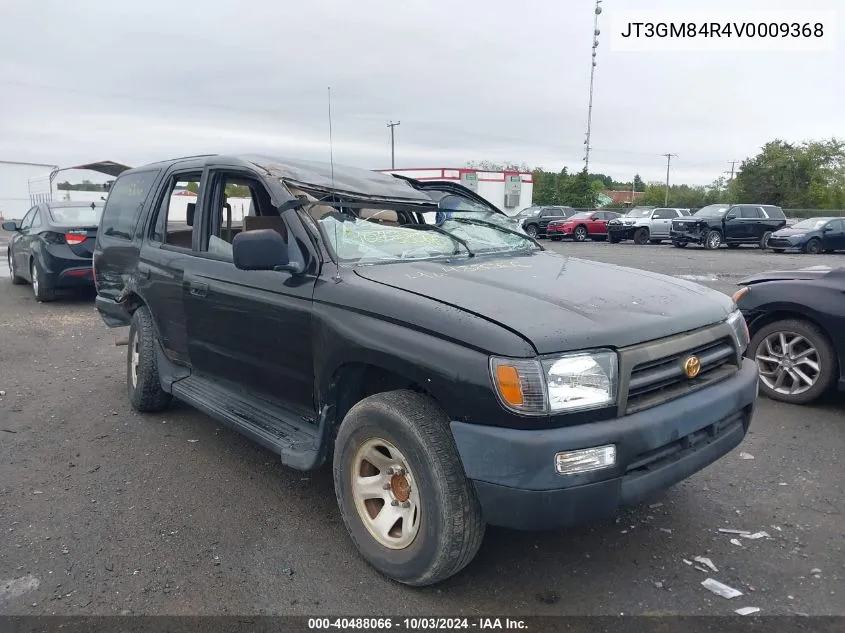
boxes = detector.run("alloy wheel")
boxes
[130,330,140,388]
[574,227,587,242]
[708,232,722,249]
[755,331,820,396]
[351,437,421,550]
[31,261,39,297]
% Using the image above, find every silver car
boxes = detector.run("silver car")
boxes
[607,207,691,244]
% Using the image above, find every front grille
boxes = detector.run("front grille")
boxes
[624,410,745,476]
[672,221,699,234]
[625,337,737,415]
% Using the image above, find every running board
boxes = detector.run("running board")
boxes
[171,375,330,471]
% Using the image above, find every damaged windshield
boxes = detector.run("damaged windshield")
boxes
[297,193,537,265]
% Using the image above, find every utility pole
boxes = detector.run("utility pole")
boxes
[726,160,739,180]
[583,0,603,173]
[662,153,677,206]
[387,121,401,169]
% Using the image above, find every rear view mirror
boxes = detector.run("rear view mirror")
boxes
[232,229,303,274]
[2,220,20,232]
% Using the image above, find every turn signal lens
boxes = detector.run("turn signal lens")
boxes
[732,286,749,304]
[495,365,524,406]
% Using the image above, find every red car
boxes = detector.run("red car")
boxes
[546,211,622,242]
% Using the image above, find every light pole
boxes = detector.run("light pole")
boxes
[583,0,602,174]
[387,121,401,169]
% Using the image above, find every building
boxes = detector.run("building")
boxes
[603,190,645,206]
[379,167,534,215]
[0,160,58,219]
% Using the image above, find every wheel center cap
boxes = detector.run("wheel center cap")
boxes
[390,474,411,502]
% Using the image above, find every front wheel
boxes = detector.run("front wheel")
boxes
[760,231,772,250]
[573,226,588,242]
[333,390,485,586]
[749,319,836,404]
[633,228,649,245]
[804,238,822,254]
[9,251,25,284]
[608,234,621,244]
[704,230,722,250]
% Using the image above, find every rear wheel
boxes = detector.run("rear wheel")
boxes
[749,319,836,404]
[333,390,485,586]
[524,224,538,239]
[573,226,588,242]
[127,306,172,412]
[30,259,54,302]
[633,228,649,245]
[9,251,25,285]
[760,231,772,250]
[804,238,822,254]
[704,230,722,250]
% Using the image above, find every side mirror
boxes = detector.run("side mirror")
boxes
[823,226,834,233]
[232,229,303,274]
[2,220,20,232]
[725,212,737,220]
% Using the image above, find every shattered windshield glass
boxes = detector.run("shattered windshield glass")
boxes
[303,198,537,265]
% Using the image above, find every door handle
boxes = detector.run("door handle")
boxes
[189,282,209,297]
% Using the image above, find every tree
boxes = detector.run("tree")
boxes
[466,160,530,172]
[633,174,645,192]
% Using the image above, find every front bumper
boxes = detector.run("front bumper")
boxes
[450,358,758,530]
[547,226,572,236]
[766,237,800,250]
[608,225,637,238]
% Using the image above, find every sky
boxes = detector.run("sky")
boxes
[0,0,842,186]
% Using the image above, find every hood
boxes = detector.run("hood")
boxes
[674,216,709,224]
[738,266,837,285]
[772,227,814,237]
[353,251,734,354]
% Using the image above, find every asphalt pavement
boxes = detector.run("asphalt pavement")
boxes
[1,236,843,616]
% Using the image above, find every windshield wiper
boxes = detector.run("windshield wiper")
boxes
[447,217,539,245]
[403,223,475,257]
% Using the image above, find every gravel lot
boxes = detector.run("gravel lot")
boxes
[1,236,843,616]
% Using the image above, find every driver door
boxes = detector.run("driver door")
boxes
[11,206,37,276]
[823,219,845,251]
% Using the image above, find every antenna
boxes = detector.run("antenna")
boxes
[328,86,342,283]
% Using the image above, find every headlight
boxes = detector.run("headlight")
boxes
[726,309,749,355]
[491,350,618,415]
[789,233,806,240]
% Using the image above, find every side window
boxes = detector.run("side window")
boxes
[152,173,203,250]
[19,207,37,230]
[653,209,674,219]
[101,170,159,240]
[739,206,761,219]
[31,209,43,229]
[829,219,845,232]
[202,173,276,261]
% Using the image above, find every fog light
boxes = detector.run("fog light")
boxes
[555,445,616,475]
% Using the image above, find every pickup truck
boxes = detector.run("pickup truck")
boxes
[93,154,759,586]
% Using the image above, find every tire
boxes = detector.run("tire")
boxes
[749,319,837,404]
[633,228,649,245]
[333,390,485,586]
[760,231,772,250]
[549,235,562,242]
[127,306,172,412]
[704,230,722,250]
[608,234,621,244]
[8,250,25,285]
[804,238,822,255]
[573,225,588,242]
[648,239,662,245]
[524,224,538,239]
[672,241,687,248]
[30,259,55,302]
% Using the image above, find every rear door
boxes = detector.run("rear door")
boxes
[137,168,207,365]
[823,219,845,251]
[651,208,676,237]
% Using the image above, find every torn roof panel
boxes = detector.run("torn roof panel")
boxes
[61,161,133,177]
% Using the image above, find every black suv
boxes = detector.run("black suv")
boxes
[517,205,577,238]
[93,155,758,586]
[670,204,787,249]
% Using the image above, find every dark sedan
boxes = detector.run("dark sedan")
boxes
[766,217,845,254]
[735,266,845,404]
[3,201,103,301]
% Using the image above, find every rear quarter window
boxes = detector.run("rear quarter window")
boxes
[764,206,785,219]
[100,170,159,240]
